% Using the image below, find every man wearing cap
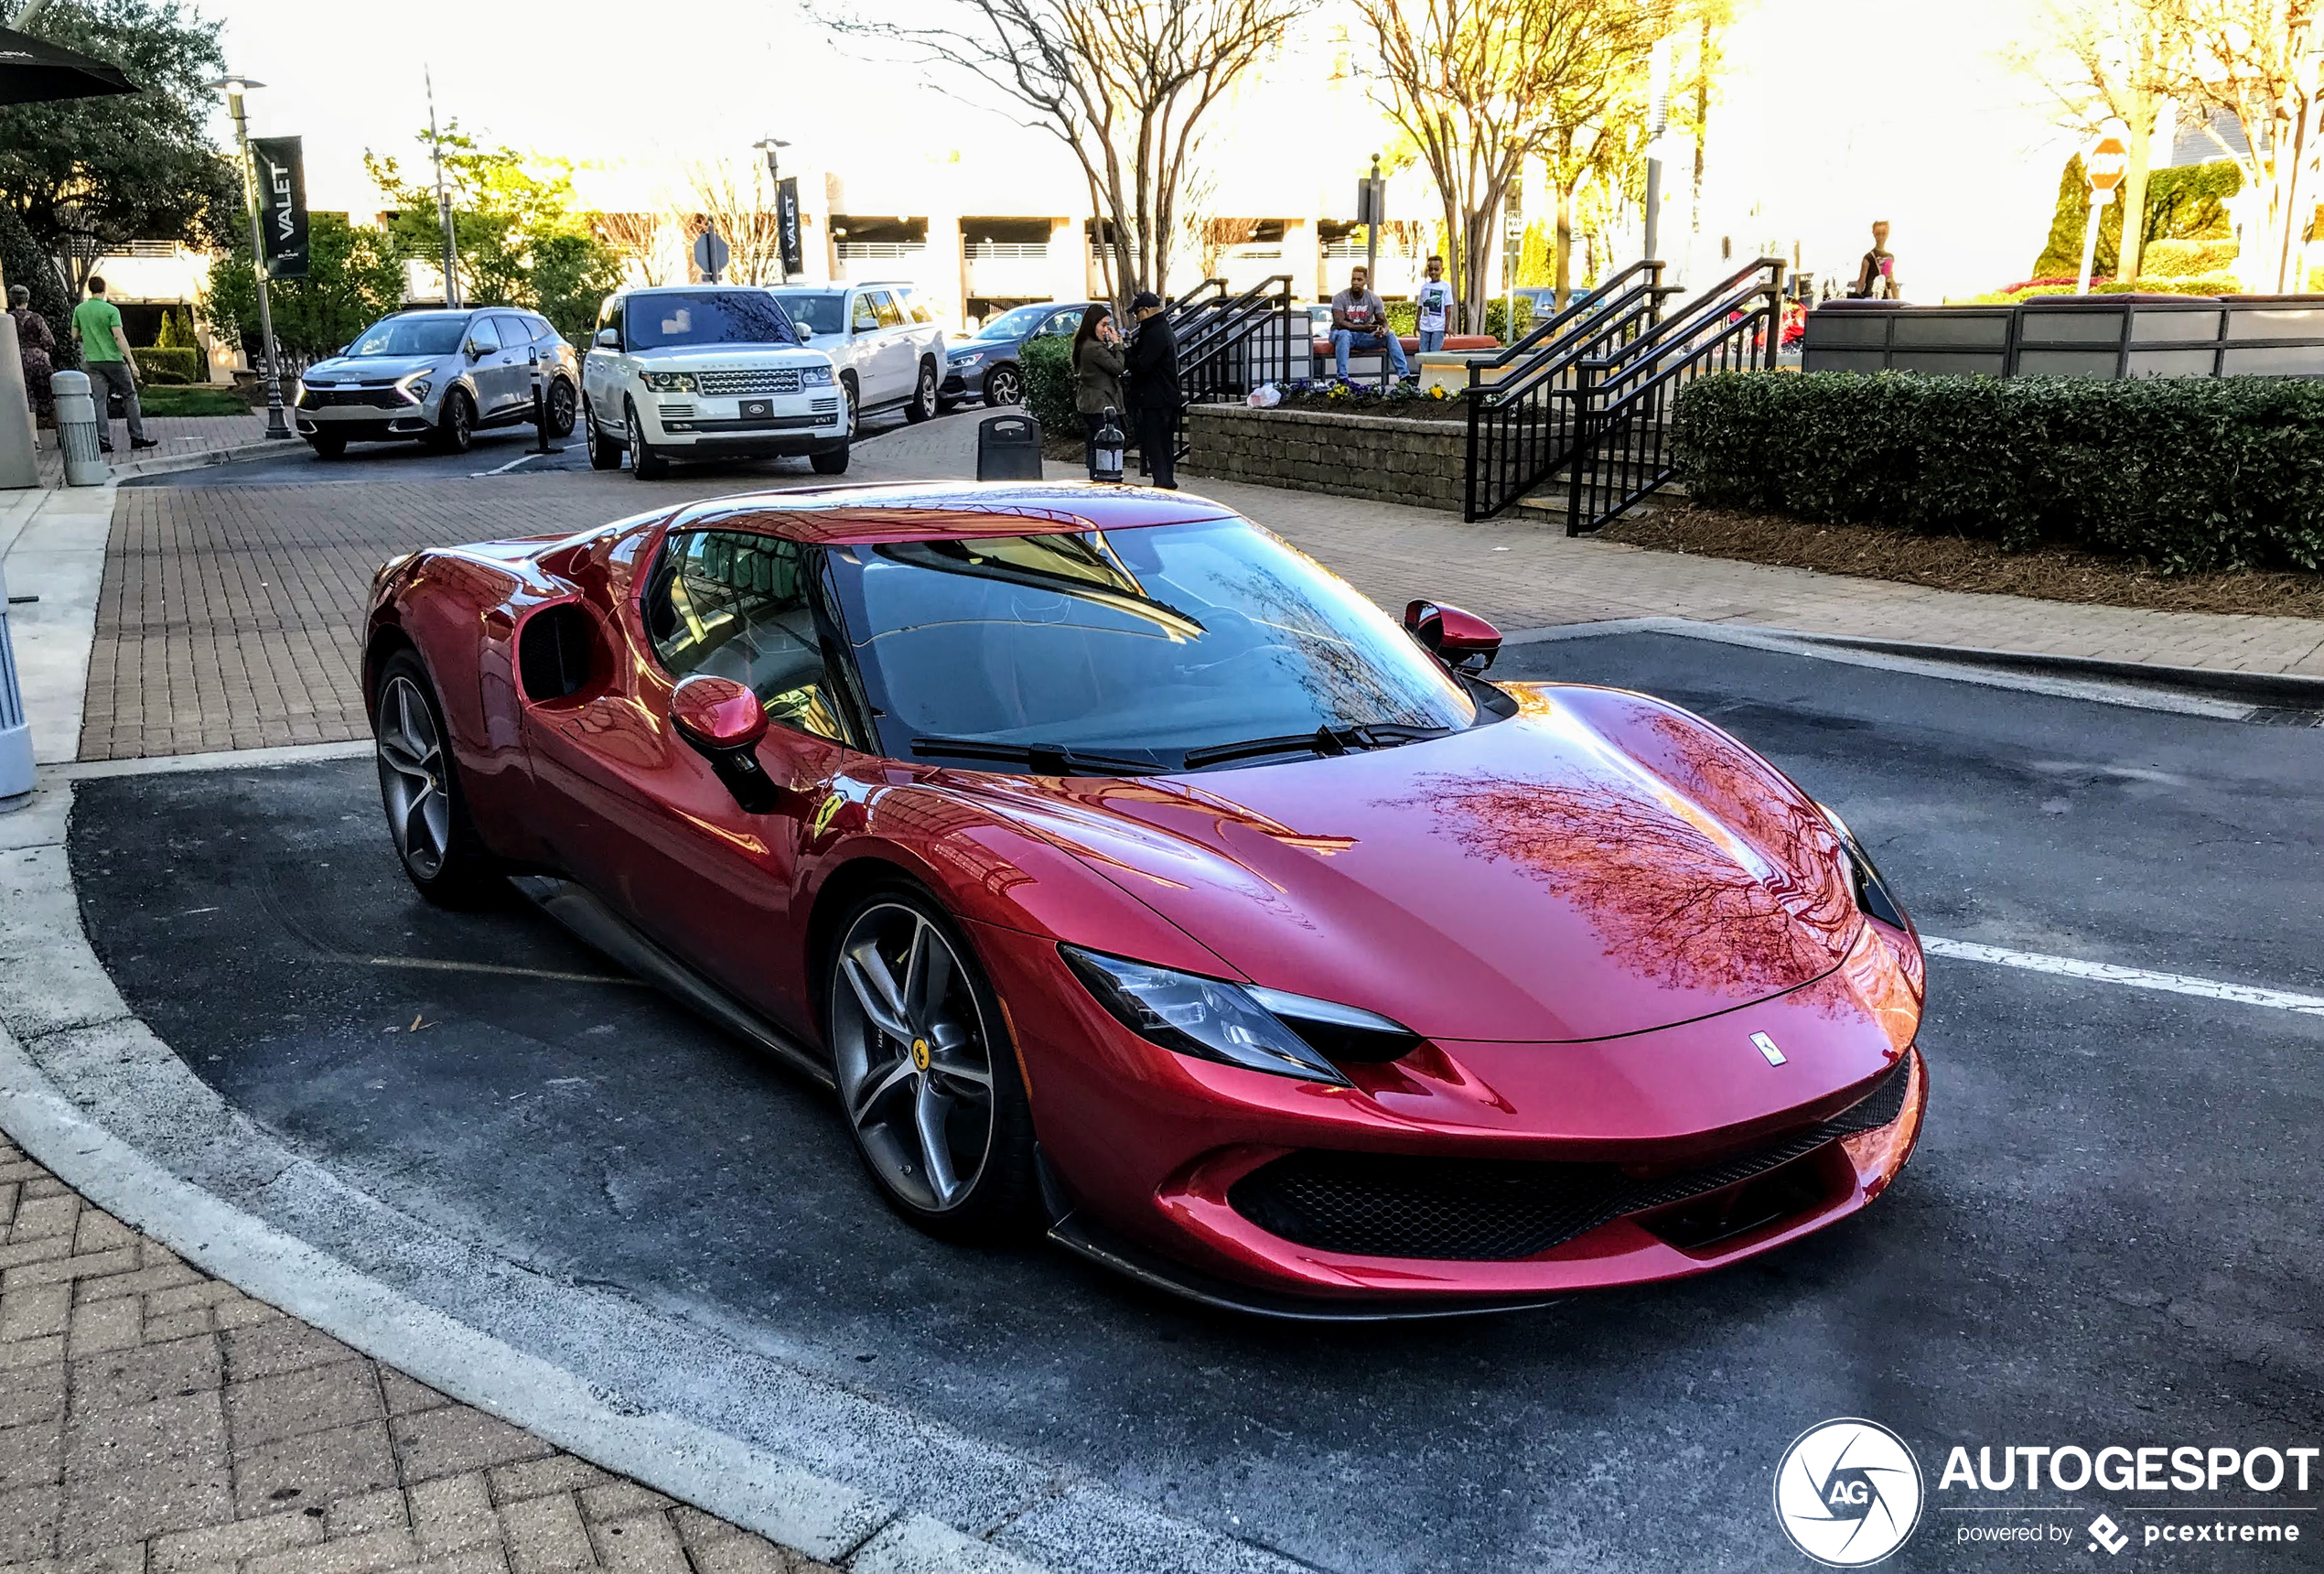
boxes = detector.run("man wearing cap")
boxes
[1124,290,1179,489]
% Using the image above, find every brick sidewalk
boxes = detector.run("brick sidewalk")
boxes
[32,415,268,491]
[0,1138,830,1574]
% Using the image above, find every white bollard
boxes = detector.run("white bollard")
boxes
[0,553,30,805]
[51,370,109,487]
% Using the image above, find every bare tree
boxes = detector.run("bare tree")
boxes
[593,211,672,287]
[817,0,1308,297]
[2178,0,2324,290]
[672,160,788,286]
[1356,0,1670,330]
[2015,0,2189,282]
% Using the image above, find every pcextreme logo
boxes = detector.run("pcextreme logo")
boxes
[1775,1418,1927,1567]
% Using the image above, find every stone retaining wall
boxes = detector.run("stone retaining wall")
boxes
[1182,404,1467,512]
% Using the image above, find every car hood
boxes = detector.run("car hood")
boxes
[958,683,1863,1043]
[624,344,829,370]
[306,355,436,383]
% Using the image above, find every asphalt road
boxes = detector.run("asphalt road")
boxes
[69,632,2324,1573]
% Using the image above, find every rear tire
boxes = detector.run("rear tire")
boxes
[372,651,501,909]
[307,433,346,459]
[625,400,669,480]
[430,388,475,455]
[904,357,939,423]
[824,886,1039,1242]
[583,399,622,469]
[839,372,860,432]
[811,443,850,476]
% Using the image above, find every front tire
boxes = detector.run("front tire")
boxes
[982,364,1022,407]
[625,400,669,480]
[583,398,622,469]
[307,432,346,459]
[372,651,500,908]
[904,357,939,424]
[825,888,1038,1241]
[810,443,850,476]
[430,388,475,455]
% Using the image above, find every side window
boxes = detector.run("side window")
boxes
[465,316,501,353]
[868,290,905,329]
[644,531,845,742]
[1040,312,1078,338]
[900,289,933,325]
[850,293,880,332]
[493,314,532,352]
[599,296,625,347]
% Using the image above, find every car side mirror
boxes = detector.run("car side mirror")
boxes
[594,328,619,349]
[466,340,490,361]
[670,675,787,813]
[1404,599,1501,674]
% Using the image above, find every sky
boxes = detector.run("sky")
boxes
[197,0,2082,300]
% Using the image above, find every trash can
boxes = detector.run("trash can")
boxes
[974,413,1042,481]
[51,371,108,488]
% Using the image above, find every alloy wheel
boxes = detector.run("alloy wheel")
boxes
[829,901,996,1213]
[375,674,451,879]
[547,379,576,437]
[985,366,1022,406]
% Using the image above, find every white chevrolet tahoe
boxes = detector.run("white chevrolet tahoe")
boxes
[765,282,946,428]
[582,286,850,480]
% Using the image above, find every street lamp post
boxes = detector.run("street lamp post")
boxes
[753,136,791,282]
[204,74,293,440]
[1642,37,1671,265]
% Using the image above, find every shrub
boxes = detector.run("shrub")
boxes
[1020,333,1077,436]
[131,347,199,384]
[1673,372,2324,574]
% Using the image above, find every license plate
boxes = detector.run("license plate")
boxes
[740,398,772,419]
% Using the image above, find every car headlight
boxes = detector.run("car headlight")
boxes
[1060,946,1420,1084]
[397,373,432,402]
[640,372,697,393]
[801,364,834,387]
[1816,803,1910,932]
[951,351,985,368]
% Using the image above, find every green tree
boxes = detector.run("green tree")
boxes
[0,201,76,368]
[2032,156,2241,279]
[201,212,406,360]
[0,0,242,296]
[363,122,621,340]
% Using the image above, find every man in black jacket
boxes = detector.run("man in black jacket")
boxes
[1124,289,1179,489]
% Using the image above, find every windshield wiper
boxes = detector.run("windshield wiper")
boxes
[910,736,1171,777]
[1179,722,1451,771]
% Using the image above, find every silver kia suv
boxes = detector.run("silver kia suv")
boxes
[293,307,581,458]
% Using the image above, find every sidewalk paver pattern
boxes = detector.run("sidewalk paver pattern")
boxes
[0,1139,833,1574]
[77,423,2324,760]
[32,415,269,491]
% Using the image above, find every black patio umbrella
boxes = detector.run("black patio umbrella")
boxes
[0,25,136,105]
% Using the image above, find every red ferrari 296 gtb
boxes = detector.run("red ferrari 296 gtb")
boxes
[363,481,1926,1318]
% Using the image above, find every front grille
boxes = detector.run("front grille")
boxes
[695,367,800,397]
[1229,1052,1915,1261]
[301,387,406,410]
[812,395,840,415]
[658,401,695,420]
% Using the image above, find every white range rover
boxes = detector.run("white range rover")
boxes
[582,286,850,480]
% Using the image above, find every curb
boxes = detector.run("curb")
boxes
[1781,631,2324,713]
[0,779,1303,1574]
[105,437,285,480]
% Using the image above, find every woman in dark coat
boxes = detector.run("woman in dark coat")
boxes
[1071,302,1125,475]
[9,284,57,427]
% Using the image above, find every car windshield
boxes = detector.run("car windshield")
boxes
[628,292,799,350]
[826,516,1479,772]
[975,304,1055,340]
[770,291,846,337]
[348,315,467,358]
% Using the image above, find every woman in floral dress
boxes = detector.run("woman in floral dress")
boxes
[9,284,58,428]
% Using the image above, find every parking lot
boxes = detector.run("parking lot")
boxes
[56,628,2324,1573]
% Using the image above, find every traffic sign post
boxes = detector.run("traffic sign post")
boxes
[693,229,731,284]
[2077,134,2128,296]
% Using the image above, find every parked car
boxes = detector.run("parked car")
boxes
[363,480,1926,1317]
[940,300,1097,408]
[581,286,849,480]
[294,307,578,458]
[764,282,945,427]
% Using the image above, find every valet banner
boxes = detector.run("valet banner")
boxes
[250,135,308,279]
[777,177,803,277]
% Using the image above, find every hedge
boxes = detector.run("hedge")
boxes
[131,347,199,385]
[1672,372,2324,574]
[1020,333,1077,437]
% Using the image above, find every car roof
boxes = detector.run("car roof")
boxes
[660,481,1235,546]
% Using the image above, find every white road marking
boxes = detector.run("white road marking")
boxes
[471,453,541,477]
[366,956,641,986]
[1923,936,2324,1017]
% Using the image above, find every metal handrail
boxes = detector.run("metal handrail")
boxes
[1468,260,1667,377]
[1585,259,1786,380]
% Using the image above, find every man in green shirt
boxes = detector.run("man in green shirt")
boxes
[70,276,155,453]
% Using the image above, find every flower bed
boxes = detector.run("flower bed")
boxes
[1264,378,1469,422]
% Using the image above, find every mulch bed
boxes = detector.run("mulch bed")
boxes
[1598,501,2324,621]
